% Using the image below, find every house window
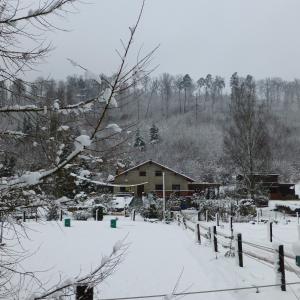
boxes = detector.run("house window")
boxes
[155,184,163,190]
[172,184,180,191]
[155,170,162,176]
[139,171,146,176]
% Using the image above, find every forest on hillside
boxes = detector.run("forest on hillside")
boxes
[1,72,300,189]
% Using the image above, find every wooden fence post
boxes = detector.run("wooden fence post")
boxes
[237,233,243,267]
[278,245,286,291]
[97,207,103,221]
[213,226,218,253]
[208,226,211,241]
[196,223,201,244]
[23,211,26,222]
[269,222,273,242]
[230,216,233,232]
[76,285,93,300]
[216,213,219,226]
[133,209,136,221]
[60,210,63,222]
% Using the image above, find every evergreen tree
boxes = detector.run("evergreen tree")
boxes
[149,123,159,144]
[134,129,146,151]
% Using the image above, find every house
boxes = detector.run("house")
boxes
[114,160,194,198]
[113,160,220,198]
[237,173,298,200]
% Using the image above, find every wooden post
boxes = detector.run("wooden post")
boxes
[216,213,219,226]
[133,209,136,221]
[196,223,201,244]
[198,211,201,222]
[205,210,208,222]
[213,226,218,253]
[76,285,93,300]
[237,233,243,267]
[230,216,233,232]
[269,222,273,242]
[278,245,286,291]
[23,211,26,222]
[60,210,63,222]
[170,211,174,219]
[98,207,103,221]
[183,217,187,229]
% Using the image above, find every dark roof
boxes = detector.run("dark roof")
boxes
[114,160,195,182]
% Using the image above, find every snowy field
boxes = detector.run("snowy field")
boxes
[9,215,300,299]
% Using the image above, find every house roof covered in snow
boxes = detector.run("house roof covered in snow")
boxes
[115,160,195,182]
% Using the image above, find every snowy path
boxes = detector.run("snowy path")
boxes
[14,217,300,299]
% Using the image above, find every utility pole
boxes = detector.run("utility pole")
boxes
[163,172,166,221]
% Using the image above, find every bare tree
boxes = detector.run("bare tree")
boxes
[0,0,158,298]
[158,73,173,118]
[0,1,78,82]
[224,73,271,200]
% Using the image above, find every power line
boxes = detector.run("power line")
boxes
[99,282,300,300]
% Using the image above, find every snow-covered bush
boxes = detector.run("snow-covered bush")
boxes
[237,199,256,217]
[46,203,59,221]
[73,210,91,221]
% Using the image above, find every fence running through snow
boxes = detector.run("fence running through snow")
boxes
[177,210,300,292]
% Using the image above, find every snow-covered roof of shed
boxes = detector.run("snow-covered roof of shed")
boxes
[115,160,195,182]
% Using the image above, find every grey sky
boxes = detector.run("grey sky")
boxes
[31,0,300,81]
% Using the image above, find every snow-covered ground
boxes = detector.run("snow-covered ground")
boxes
[9,216,300,299]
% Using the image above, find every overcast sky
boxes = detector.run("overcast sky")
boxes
[30,0,300,82]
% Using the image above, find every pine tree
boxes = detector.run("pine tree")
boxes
[149,123,159,144]
[134,129,146,151]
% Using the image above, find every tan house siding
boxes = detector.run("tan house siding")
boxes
[113,161,193,196]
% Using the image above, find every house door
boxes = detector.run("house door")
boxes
[137,185,144,197]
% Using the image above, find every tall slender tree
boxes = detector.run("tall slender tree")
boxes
[224,73,271,200]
